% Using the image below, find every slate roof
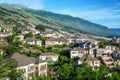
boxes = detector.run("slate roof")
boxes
[86,56,99,61]
[11,53,35,67]
[46,38,67,42]
[40,52,58,56]
[23,37,39,42]
[71,47,84,51]
[78,57,86,62]
[78,56,99,62]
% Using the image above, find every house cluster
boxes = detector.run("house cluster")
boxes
[6,53,47,80]
[40,31,61,38]
[23,37,42,46]
[1,26,120,79]
[112,37,120,44]
[70,44,117,68]
[39,52,58,62]
[67,36,88,44]
[5,52,59,80]
[45,38,68,47]
[21,27,40,35]
[0,26,99,48]
[0,27,13,41]
[70,46,100,68]
[95,46,117,68]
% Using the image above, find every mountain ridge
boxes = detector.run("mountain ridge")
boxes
[0,4,116,36]
[110,28,120,35]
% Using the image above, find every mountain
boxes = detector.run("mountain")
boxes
[0,4,116,36]
[110,28,120,35]
[0,4,56,29]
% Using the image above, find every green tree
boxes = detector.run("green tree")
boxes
[33,76,51,80]
[8,34,22,47]
[8,34,17,44]
[12,26,18,33]
[99,41,110,48]
[24,32,33,38]
[0,54,8,78]
[5,46,19,55]
[36,36,46,45]
[69,43,79,48]
[36,24,45,32]
[57,63,74,80]
[73,63,94,80]
[0,55,23,79]
[108,72,120,80]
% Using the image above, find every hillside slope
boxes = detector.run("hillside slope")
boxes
[110,28,120,35]
[0,5,58,30]
[0,4,115,36]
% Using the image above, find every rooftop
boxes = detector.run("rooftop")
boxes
[23,37,40,42]
[71,47,84,51]
[40,52,58,56]
[86,56,99,61]
[10,53,35,67]
[46,38,67,42]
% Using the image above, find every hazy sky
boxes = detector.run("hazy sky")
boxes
[0,0,120,28]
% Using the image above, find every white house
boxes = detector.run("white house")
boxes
[45,38,68,47]
[41,32,59,38]
[22,27,40,35]
[104,46,116,53]
[77,56,100,67]
[67,36,87,44]
[8,53,47,80]
[39,52,58,62]
[23,37,42,46]
[96,48,111,57]
[0,32,13,41]
[37,60,47,76]
[17,34,24,41]
[70,47,84,58]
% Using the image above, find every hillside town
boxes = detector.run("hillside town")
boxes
[0,26,120,80]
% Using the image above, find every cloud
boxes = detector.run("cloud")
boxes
[103,22,120,28]
[0,0,45,9]
[56,7,120,28]
[57,8,120,20]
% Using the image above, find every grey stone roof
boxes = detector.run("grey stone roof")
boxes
[86,56,99,61]
[40,52,58,56]
[78,57,86,62]
[23,37,38,42]
[71,47,84,51]
[11,53,35,67]
[35,57,47,64]
[78,56,99,62]
[46,38,67,42]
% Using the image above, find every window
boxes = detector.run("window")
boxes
[53,56,57,58]
[95,61,99,64]
[40,64,46,70]
[23,69,26,73]
[72,51,77,54]
[28,66,34,71]
[28,72,34,77]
